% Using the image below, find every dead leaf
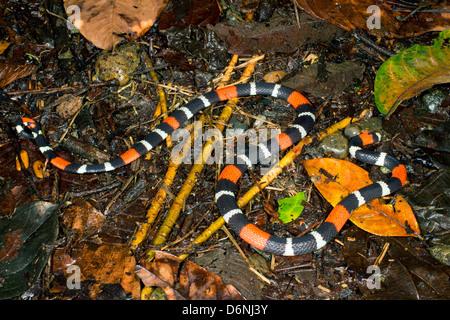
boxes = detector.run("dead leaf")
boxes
[303,158,420,237]
[136,251,244,300]
[61,199,106,236]
[63,0,169,50]
[71,243,140,299]
[209,13,343,55]
[0,230,23,263]
[0,41,10,55]
[194,248,264,299]
[350,195,420,237]
[135,266,187,300]
[158,0,220,30]
[293,0,450,38]
[0,63,37,88]
[281,60,364,99]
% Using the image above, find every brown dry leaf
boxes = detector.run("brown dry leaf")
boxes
[0,41,10,55]
[61,199,106,236]
[55,94,83,119]
[0,230,23,263]
[72,243,140,299]
[158,0,220,30]
[209,13,343,55]
[303,158,420,237]
[136,251,244,300]
[63,0,169,50]
[281,60,364,99]
[292,0,450,38]
[0,63,37,88]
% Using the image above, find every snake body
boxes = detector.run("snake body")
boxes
[16,83,406,255]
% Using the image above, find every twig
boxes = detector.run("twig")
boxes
[69,181,122,198]
[104,166,143,214]
[353,29,394,57]
[6,82,114,96]
[152,54,249,246]
[220,225,271,284]
[374,242,390,266]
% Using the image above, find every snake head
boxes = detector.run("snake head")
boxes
[15,117,37,140]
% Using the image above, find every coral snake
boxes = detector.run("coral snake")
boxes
[16,82,407,256]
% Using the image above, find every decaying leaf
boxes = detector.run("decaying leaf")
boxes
[281,60,365,99]
[374,29,450,115]
[342,227,450,299]
[193,248,264,299]
[303,158,420,237]
[209,13,343,55]
[350,195,420,237]
[70,243,140,299]
[136,251,243,300]
[158,0,221,30]
[61,199,106,236]
[0,63,37,88]
[0,41,10,54]
[63,0,169,50]
[292,0,450,38]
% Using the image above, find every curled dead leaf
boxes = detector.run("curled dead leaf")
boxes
[32,160,48,179]
[136,251,243,300]
[16,150,30,171]
[63,0,169,50]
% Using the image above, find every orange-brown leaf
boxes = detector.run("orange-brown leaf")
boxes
[63,0,168,50]
[137,251,243,300]
[350,195,420,237]
[303,158,420,237]
[303,158,372,206]
[71,243,140,299]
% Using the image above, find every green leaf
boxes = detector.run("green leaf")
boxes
[0,201,59,299]
[374,29,450,115]
[277,192,306,223]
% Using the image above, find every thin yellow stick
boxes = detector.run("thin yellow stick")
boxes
[153,55,256,246]
[178,109,369,260]
[129,116,205,249]
[146,56,171,147]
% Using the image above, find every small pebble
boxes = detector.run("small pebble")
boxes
[319,132,348,159]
